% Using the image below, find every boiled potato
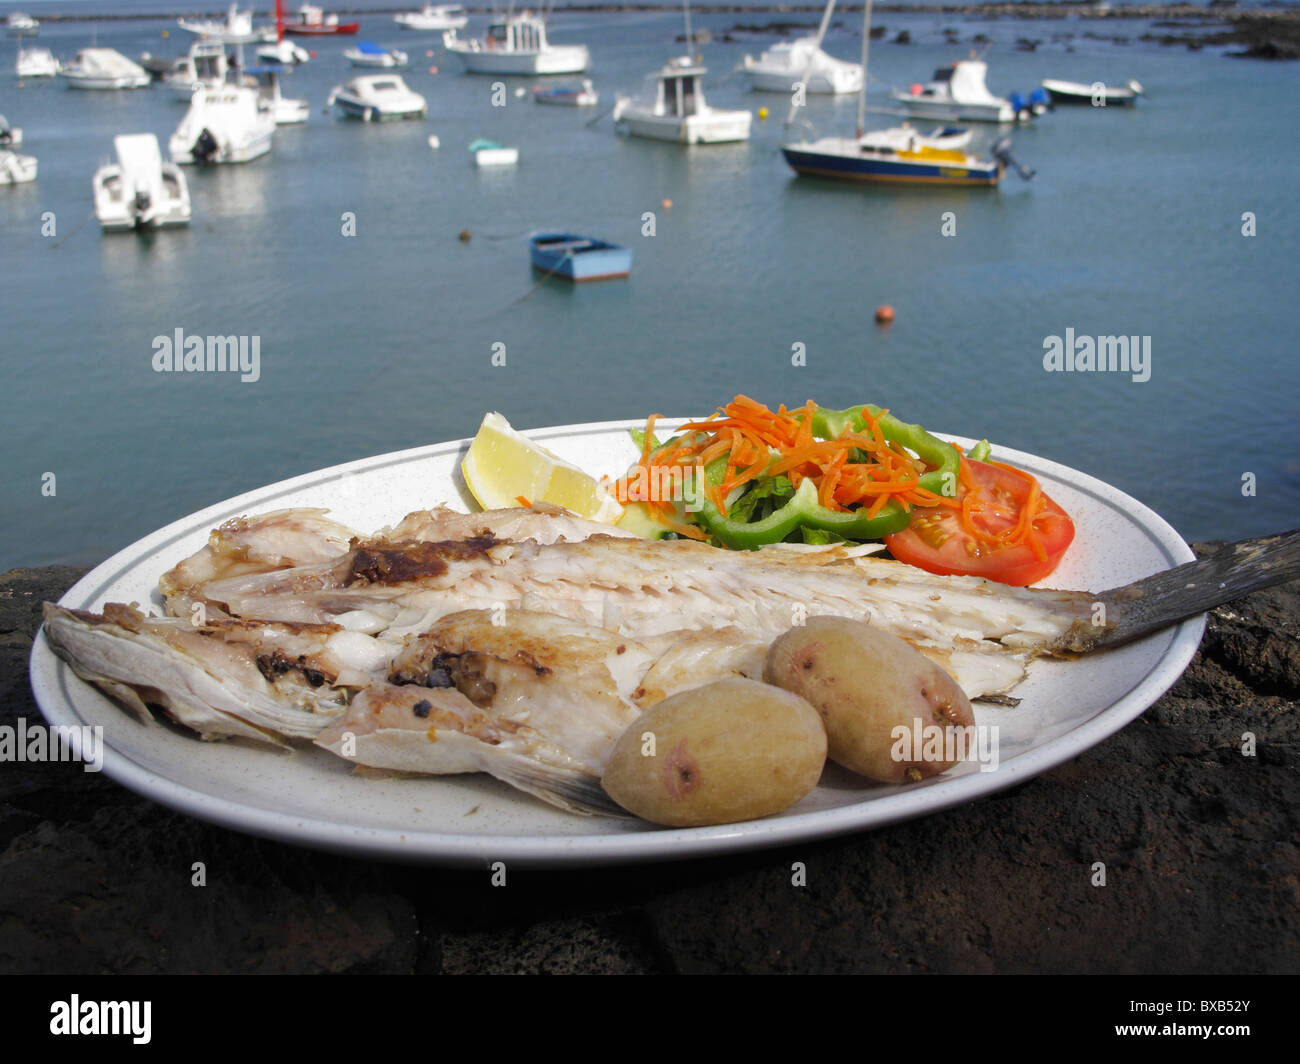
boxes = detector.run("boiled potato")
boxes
[601,677,826,827]
[763,616,975,784]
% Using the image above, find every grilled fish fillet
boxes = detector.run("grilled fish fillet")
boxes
[42,504,1300,816]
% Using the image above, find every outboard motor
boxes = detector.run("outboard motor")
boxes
[132,190,152,227]
[192,127,220,165]
[1028,87,1051,115]
[992,136,1036,182]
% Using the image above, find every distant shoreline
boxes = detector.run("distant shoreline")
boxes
[19,4,1300,26]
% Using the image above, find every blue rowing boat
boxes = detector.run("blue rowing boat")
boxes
[529,233,631,282]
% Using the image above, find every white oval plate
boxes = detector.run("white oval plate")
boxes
[29,419,1202,868]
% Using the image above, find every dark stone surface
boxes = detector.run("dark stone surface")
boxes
[2,553,1296,974]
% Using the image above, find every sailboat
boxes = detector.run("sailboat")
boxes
[612,0,751,144]
[780,0,1026,187]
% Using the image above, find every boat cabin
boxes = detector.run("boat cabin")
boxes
[486,14,549,53]
[646,59,707,118]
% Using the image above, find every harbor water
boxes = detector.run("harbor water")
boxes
[2,2,1297,567]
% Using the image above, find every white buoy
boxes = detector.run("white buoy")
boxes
[514,87,526,98]
[428,134,440,150]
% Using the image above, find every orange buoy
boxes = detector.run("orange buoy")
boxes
[875,305,895,324]
[429,65,438,74]
[662,198,673,209]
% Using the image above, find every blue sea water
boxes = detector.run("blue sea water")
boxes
[1,2,1297,568]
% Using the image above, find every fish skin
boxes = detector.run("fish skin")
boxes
[159,504,638,619]
[42,602,358,745]
[314,683,624,816]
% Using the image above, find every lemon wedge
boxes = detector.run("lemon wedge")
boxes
[461,412,624,523]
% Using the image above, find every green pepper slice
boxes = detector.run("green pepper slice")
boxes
[690,405,961,550]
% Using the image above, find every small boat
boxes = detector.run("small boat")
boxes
[345,42,409,68]
[248,65,309,124]
[328,75,427,120]
[443,14,589,76]
[0,113,21,148]
[16,46,60,78]
[61,48,151,90]
[169,84,276,164]
[93,134,191,231]
[6,13,38,38]
[283,5,360,37]
[470,138,518,167]
[742,36,862,95]
[395,4,467,32]
[177,4,274,45]
[137,53,177,81]
[529,232,631,281]
[613,57,751,144]
[257,39,311,65]
[0,149,37,184]
[1041,78,1143,107]
[533,79,598,106]
[890,59,1024,124]
[163,42,232,101]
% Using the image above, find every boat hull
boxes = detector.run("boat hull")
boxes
[529,234,631,281]
[747,69,859,94]
[446,42,589,76]
[284,23,359,36]
[781,144,1000,186]
[334,95,426,120]
[63,73,150,90]
[889,95,1014,124]
[614,104,752,145]
[1041,80,1138,107]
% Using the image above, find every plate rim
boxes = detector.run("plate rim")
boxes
[28,418,1204,868]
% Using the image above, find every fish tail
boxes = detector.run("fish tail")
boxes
[1054,529,1300,653]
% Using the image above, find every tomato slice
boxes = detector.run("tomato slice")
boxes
[884,458,1075,586]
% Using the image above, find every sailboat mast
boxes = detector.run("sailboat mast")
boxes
[275,0,283,43]
[682,0,693,61]
[857,0,873,138]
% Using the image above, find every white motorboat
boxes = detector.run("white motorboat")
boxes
[0,149,36,184]
[395,4,467,32]
[177,4,274,45]
[256,38,310,64]
[16,46,60,78]
[345,42,409,68]
[613,57,751,144]
[61,48,151,90]
[889,59,1022,124]
[443,14,589,76]
[163,42,232,100]
[328,75,427,120]
[93,134,191,231]
[0,113,21,148]
[170,84,275,164]
[6,13,38,37]
[249,65,309,124]
[742,36,862,95]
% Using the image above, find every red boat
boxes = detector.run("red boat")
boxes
[282,3,359,36]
